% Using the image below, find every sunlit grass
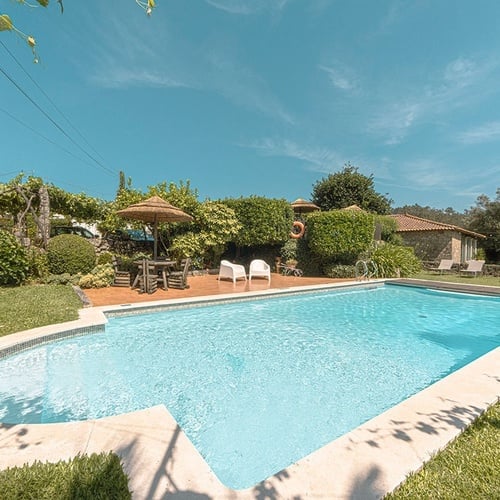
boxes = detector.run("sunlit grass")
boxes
[0,285,82,337]
[413,271,500,287]
[385,400,500,499]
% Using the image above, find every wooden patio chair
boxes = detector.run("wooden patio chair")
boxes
[133,259,158,294]
[112,256,131,287]
[167,258,191,289]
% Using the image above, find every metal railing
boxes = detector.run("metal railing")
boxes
[355,260,378,280]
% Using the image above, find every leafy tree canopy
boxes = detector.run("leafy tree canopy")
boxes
[311,164,392,215]
[392,204,467,227]
[466,188,500,263]
[0,174,107,222]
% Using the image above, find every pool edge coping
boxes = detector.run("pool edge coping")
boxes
[0,279,499,499]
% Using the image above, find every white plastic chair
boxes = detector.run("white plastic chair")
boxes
[218,260,247,283]
[249,259,271,281]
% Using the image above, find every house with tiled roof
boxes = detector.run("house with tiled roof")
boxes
[390,213,486,264]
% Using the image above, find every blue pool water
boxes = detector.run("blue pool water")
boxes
[0,284,499,488]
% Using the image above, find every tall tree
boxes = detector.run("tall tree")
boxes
[312,164,392,214]
[466,189,500,262]
[392,204,467,227]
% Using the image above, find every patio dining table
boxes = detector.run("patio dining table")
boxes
[132,259,177,290]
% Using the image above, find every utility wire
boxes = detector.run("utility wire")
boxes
[0,39,107,164]
[0,106,105,171]
[0,63,117,177]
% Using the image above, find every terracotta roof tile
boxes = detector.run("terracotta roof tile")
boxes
[390,214,486,238]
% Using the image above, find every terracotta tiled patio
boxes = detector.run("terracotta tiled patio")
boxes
[84,273,350,306]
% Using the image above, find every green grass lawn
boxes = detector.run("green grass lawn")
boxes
[0,452,131,500]
[0,284,82,337]
[385,400,500,499]
[413,270,500,287]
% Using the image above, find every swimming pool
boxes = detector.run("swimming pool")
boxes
[0,283,499,489]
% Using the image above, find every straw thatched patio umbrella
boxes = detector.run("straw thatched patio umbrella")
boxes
[291,198,320,214]
[116,195,194,259]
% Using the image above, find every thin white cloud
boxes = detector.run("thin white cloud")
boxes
[458,121,500,144]
[89,69,190,89]
[318,64,357,91]
[81,7,292,123]
[376,1,406,34]
[243,138,343,172]
[443,57,479,87]
[368,102,420,145]
[402,159,448,189]
[205,0,291,15]
[367,56,497,145]
[204,51,295,124]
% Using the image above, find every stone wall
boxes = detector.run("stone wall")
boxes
[399,230,457,262]
[89,237,154,256]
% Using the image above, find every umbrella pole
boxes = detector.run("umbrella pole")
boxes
[153,219,158,260]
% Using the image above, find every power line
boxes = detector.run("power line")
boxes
[0,63,117,177]
[0,39,107,164]
[0,106,106,171]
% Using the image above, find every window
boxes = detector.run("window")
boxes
[461,236,476,263]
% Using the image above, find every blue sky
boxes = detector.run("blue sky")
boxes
[1,0,500,212]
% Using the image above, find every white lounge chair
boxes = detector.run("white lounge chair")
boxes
[460,260,485,277]
[430,259,453,274]
[218,260,247,283]
[249,259,271,281]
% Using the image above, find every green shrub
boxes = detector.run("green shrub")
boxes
[280,238,298,263]
[97,251,114,265]
[0,230,28,285]
[0,452,131,499]
[26,247,49,281]
[307,210,375,263]
[323,263,356,278]
[370,243,422,278]
[47,234,96,275]
[45,273,81,285]
[78,264,115,288]
[374,214,403,244]
[295,238,322,276]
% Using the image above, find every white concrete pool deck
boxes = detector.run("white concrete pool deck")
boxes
[1,281,499,499]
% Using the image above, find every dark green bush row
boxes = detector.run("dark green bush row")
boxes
[306,210,375,263]
[0,452,131,500]
[223,196,294,247]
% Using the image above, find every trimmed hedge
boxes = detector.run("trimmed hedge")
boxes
[223,196,294,247]
[47,234,96,275]
[0,452,131,500]
[307,210,375,263]
[0,230,28,285]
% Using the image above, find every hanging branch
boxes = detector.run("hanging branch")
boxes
[1,1,153,63]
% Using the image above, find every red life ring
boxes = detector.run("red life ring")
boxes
[290,221,305,239]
